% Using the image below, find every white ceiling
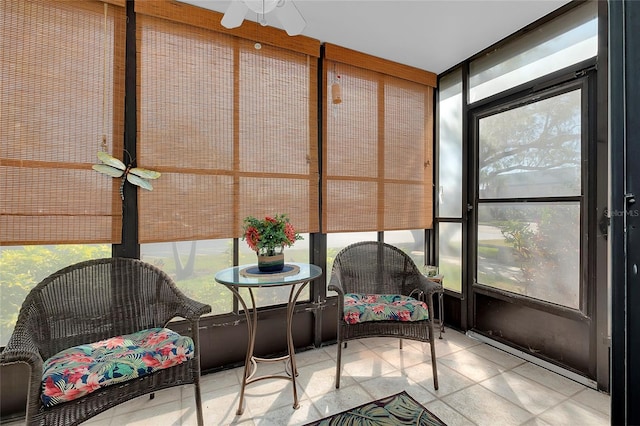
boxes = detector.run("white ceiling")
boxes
[179,0,572,74]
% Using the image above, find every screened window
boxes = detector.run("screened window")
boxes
[476,202,580,307]
[140,234,310,314]
[1,0,126,245]
[438,223,463,293]
[323,44,436,234]
[326,231,377,295]
[475,85,584,310]
[135,2,320,243]
[438,69,464,218]
[469,1,597,103]
[436,68,464,293]
[0,244,111,347]
[134,1,320,311]
[478,90,582,199]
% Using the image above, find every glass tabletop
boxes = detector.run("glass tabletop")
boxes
[215,262,323,288]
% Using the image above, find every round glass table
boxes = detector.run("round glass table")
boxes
[215,262,323,415]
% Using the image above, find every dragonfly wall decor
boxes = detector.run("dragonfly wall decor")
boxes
[92,151,161,200]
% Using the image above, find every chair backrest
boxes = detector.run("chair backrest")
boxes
[15,257,183,359]
[331,241,422,295]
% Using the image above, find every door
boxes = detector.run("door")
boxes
[469,77,596,378]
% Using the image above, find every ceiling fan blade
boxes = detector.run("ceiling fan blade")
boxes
[221,1,249,29]
[276,1,306,36]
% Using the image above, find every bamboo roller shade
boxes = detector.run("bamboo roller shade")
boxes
[136,12,319,243]
[2,0,435,245]
[323,60,434,233]
[1,0,126,245]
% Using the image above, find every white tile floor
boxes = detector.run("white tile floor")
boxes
[5,329,611,425]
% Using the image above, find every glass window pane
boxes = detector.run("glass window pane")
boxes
[326,232,377,295]
[142,236,310,313]
[0,244,110,346]
[438,69,463,218]
[469,2,597,103]
[479,89,581,199]
[141,239,233,315]
[477,202,580,309]
[438,223,462,293]
[384,229,425,268]
[238,234,310,308]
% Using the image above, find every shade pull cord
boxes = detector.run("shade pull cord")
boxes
[101,2,108,152]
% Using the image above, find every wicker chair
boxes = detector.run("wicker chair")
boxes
[0,257,211,426]
[328,241,440,390]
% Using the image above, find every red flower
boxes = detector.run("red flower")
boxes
[43,376,82,401]
[104,336,125,349]
[284,222,297,244]
[244,226,260,251]
[398,310,411,321]
[158,343,176,356]
[75,373,103,393]
[242,214,302,254]
[144,330,170,346]
[171,345,190,364]
[65,366,88,383]
[372,304,386,314]
[142,354,161,367]
[344,311,360,324]
[43,376,64,398]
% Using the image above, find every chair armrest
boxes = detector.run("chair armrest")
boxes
[1,327,45,420]
[173,293,212,323]
[0,346,43,372]
[328,272,345,296]
[328,271,346,319]
[416,274,444,299]
[1,319,44,369]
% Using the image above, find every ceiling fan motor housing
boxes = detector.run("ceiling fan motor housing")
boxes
[244,0,280,15]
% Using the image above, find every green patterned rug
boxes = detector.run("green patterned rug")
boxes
[305,391,446,426]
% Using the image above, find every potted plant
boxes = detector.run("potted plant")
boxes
[242,214,302,272]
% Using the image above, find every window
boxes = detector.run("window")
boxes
[0,0,126,346]
[1,0,126,245]
[469,2,597,103]
[322,44,436,234]
[141,235,310,313]
[437,68,464,293]
[134,1,320,311]
[0,244,111,346]
[326,232,377,295]
[438,69,464,219]
[476,88,583,309]
[135,2,320,244]
[438,223,463,293]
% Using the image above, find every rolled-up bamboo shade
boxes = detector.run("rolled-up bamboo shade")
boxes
[136,5,319,243]
[323,49,435,233]
[1,0,126,245]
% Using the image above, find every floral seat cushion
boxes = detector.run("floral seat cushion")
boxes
[343,294,429,324]
[41,327,194,407]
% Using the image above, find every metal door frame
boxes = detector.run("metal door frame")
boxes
[466,72,600,384]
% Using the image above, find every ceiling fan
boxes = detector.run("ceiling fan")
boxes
[221,0,306,36]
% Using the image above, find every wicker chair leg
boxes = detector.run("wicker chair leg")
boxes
[149,393,155,400]
[194,380,204,426]
[428,324,439,390]
[399,338,403,350]
[336,338,343,389]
